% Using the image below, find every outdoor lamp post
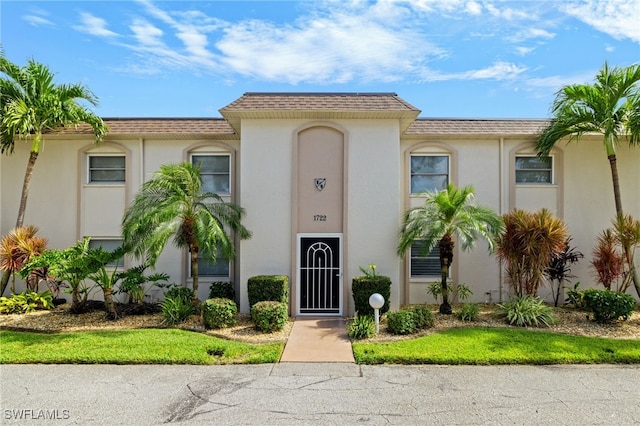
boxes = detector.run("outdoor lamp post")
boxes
[369,293,385,333]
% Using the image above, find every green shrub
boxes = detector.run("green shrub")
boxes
[0,291,54,314]
[386,310,417,335]
[202,298,237,329]
[456,303,480,322]
[496,296,556,327]
[251,301,288,333]
[247,275,289,307]
[347,315,376,340]
[352,276,391,316]
[208,281,235,300]
[407,305,435,329]
[164,286,194,304]
[161,294,195,325]
[582,289,636,324]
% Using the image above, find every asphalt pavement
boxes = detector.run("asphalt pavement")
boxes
[2,363,639,425]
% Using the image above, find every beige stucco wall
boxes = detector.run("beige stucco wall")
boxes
[2,123,639,309]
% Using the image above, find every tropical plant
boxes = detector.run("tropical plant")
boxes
[121,162,251,301]
[591,229,626,291]
[497,208,568,297]
[117,264,169,305]
[160,294,195,325]
[84,245,128,320]
[358,264,379,278]
[20,239,96,312]
[591,215,640,294]
[544,238,583,307]
[456,303,480,322]
[496,295,556,327]
[347,315,376,340]
[427,281,472,304]
[397,183,503,314]
[535,62,640,296]
[0,53,108,295]
[0,290,53,314]
[0,226,47,293]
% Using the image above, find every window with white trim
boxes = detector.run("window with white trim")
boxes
[87,238,124,267]
[410,241,441,277]
[410,155,449,194]
[192,154,230,194]
[515,156,553,184]
[194,246,230,278]
[88,155,125,183]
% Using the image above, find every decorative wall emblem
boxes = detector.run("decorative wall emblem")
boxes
[314,178,326,191]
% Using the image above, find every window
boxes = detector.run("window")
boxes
[515,156,552,184]
[89,156,125,183]
[194,245,230,278]
[410,155,449,194]
[88,238,124,267]
[192,155,230,194]
[410,241,441,277]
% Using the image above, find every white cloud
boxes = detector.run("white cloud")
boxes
[560,0,640,43]
[419,61,527,82]
[74,12,119,38]
[23,15,54,28]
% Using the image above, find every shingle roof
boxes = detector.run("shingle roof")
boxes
[49,118,236,139]
[220,92,420,112]
[219,92,421,134]
[405,118,550,137]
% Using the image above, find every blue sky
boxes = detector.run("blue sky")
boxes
[2,0,639,118]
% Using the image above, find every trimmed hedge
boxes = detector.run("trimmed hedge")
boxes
[251,301,288,333]
[352,276,391,316]
[202,298,237,329]
[247,275,289,307]
[208,281,235,301]
[582,289,636,324]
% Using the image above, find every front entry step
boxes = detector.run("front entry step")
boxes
[280,318,354,363]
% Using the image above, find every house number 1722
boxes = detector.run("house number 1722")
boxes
[313,215,327,222]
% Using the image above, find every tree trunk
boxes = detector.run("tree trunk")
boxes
[608,155,640,296]
[190,248,199,302]
[1,148,41,296]
[16,150,40,228]
[103,286,118,320]
[439,235,454,314]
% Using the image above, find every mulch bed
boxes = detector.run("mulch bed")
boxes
[0,303,638,344]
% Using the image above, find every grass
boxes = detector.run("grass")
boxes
[353,327,640,365]
[0,329,283,365]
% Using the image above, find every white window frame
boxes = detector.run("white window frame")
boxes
[515,155,553,185]
[410,154,450,194]
[87,155,126,184]
[191,154,231,196]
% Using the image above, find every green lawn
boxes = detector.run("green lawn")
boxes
[0,329,283,365]
[353,327,640,365]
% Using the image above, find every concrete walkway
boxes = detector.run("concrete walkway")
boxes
[280,317,355,363]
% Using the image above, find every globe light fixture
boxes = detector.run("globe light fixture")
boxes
[369,293,385,333]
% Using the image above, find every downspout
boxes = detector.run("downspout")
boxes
[498,137,504,303]
[139,138,145,186]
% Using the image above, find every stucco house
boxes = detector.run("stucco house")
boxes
[1,92,639,315]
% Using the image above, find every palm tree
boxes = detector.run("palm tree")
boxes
[0,53,108,295]
[0,225,48,293]
[397,183,503,314]
[122,162,251,301]
[535,62,640,295]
